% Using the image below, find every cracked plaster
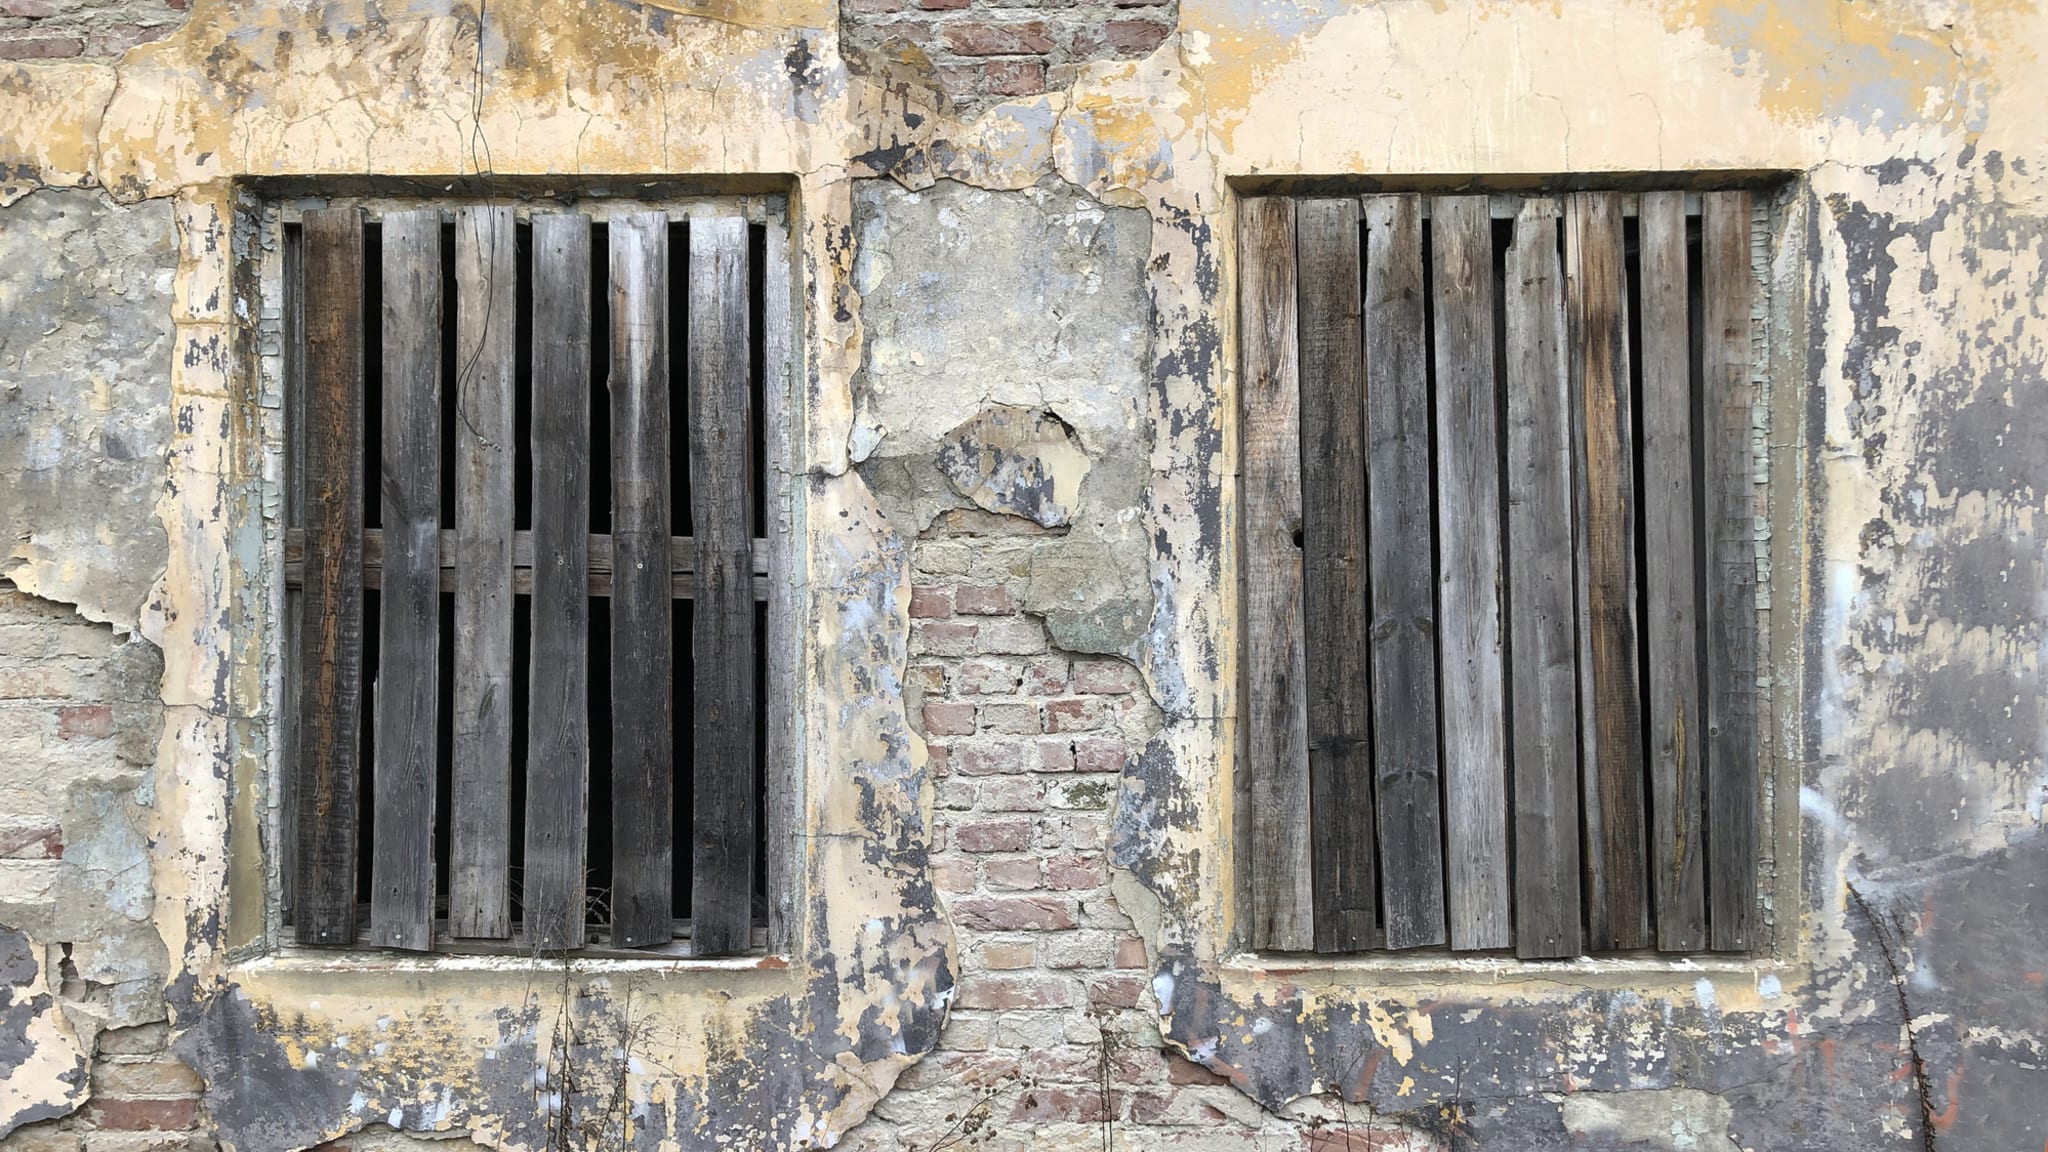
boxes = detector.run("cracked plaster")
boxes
[0,0,2041,1147]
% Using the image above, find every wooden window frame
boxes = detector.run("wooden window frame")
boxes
[1238,187,1775,961]
[263,192,801,961]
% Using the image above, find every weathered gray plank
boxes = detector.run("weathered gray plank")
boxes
[609,212,676,949]
[1429,194,1510,952]
[1362,194,1445,950]
[282,528,769,595]
[1640,191,1707,952]
[1238,197,1314,952]
[1702,190,1758,953]
[688,217,758,959]
[523,213,592,952]
[370,210,442,952]
[281,222,306,930]
[450,204,516,940]
[1296,198,1377,953]
[295,207,366,947]
[1504,198,1583,960]
[1567,192,1648,952]
[761,211,799,956]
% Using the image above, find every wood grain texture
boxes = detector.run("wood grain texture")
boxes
[295,207,366,947]
[687,217,759,959]
[1362,194,1445,950]
[369,210,442,951]
[608,212,676,949]
[1639,192,1707,952]
[523,213,593,952]
[281,223,306,929]
[1566,192,1648,952]
[450,204,516,939]
[1295,198,1377,953]
[283,529,767,595]
[761,211,799,956]
[1238,197,1314,952]
[1429,194,1510,951]
[1504,199,1583,960]
[1702,190,1758,953]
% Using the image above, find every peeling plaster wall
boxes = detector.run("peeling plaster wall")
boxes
[0,0,2043,1149]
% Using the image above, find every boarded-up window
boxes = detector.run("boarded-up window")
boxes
[1239,191,1760,958]
[281,200,794,958]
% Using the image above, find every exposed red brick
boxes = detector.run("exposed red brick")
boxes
[954,818,1032,853]
[1103,18,1169,54]
[952,974,1077,1010]
[85,1097,199,1132]
[57,704,113,740]
[1023,656,1069,695]
[907,662,950,693]
[983,856,1043,890]
[980,941,1036,969]
[1045,697,1105,733]
[924,701,979,736]
[0,33,84,60]
[976,617,1047,655]
[0,825,63,860]
[1035,738,1075,773]
[980,701,1042,734]
[954,741,1025,776]
[909,584,954,618]
[1072,658,1141,695]
[933,857,977,892]
[926,743,952,774]
[952,895,1075,931]
[1010,1087,1117,1124]
[918,0,970,9]
[941,19,1054,56]
[86,21,178,54]
[1087,973,1149,1008]
[957,658,1022,695]
[1114,935,1148,969]
[1045,853,1103,889]
[953,584,1013,615]
[980,777,1047,812]
[980,59,1047,97]
[1073,736,1127,774]
[0,0,58,17]
[917,620,979,656]
[1166,1053,1229,1085]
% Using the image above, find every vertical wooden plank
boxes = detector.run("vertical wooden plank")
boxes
[451,205,517,939]
[524,213,593,952]
[1362,194,1445,950]
[370,210,443,951]
[296,207,364,946]
[762,209,799,956]
[1702,190,1757,953]
[281,220,306,930]
[609,212,675,949]
[1567,192,1648,951]
[689,216,758,958]
[1296,198,1377,953]
[1504,199,1582,960]
[1640,192,1707,952]
[1238,198,1314,952]
[1429,194,1510,951]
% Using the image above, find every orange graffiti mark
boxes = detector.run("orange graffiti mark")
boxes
[1933,1064,1964,1132]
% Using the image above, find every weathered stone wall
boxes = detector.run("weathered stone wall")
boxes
[0,0,185,61]
[840,0,1172,110]
[0,0,2042,1149]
